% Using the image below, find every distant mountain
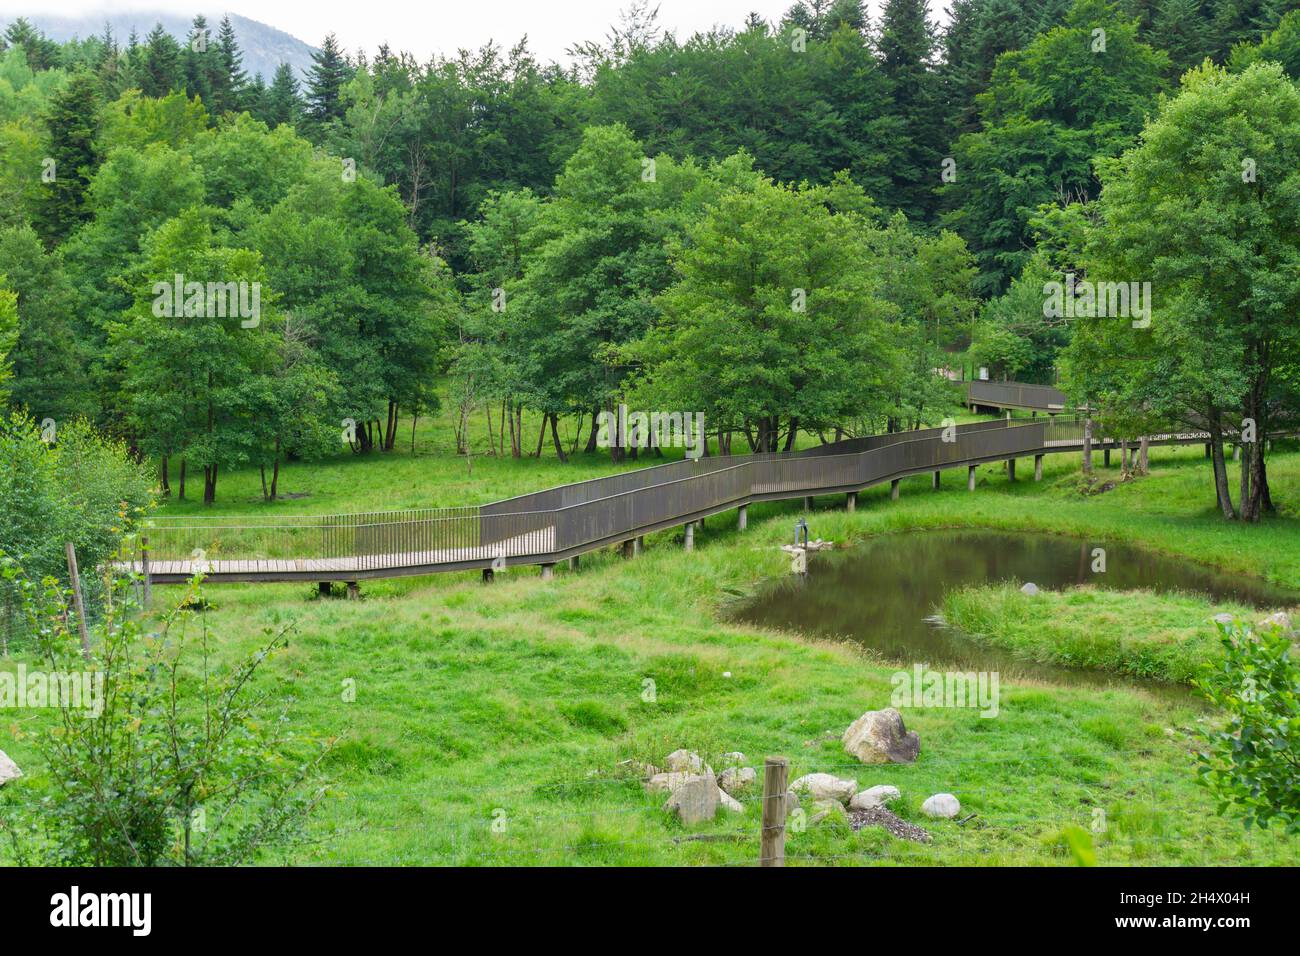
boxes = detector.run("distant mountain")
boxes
[13,10,318,83]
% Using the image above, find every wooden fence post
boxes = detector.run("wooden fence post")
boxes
[64,542,91,661]
[760,756,790,867]
[140,535,152,609]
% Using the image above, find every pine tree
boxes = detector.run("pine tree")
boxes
[305,33,352,125]
[261,63,303,127]
[1154,0,1216,73]
[216,16,249,113]
[37,71,100,244]
[182,15,216,107]
[141,23,182,98]
[878,0,944,220]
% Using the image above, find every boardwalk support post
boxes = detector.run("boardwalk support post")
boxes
[1007,459,1016,482]
[621,540,635,559]
[967,465,977,491]
[482,568,494,583]
[738,505,748,529]
[540,564,555,580]
[890,479,900,500]
[760,756,790,867]
[845,492,856,512]
[346,582,360,599]
[684,522,695,552]
[803,496,813,512]
[933,471,941,490]
[634,536,644,556]
[1034,455,1043,481]
[569,555,580,572]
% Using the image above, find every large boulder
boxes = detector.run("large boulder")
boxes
[664,773,720,824]
[719,766,757,796]
[789,772,857,805]
[849,785,901,810]
[921,793,961,819]
[0,750,20,787]
[842,708,920,764]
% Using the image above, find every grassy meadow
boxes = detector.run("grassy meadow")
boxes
[4,400,1300,866]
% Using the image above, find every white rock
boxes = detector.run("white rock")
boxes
[850,785,901,810]
[789,772,857,805]
[720,751,746,766]
[1020,582,1039,596]
[719,790,744,813]
[664,749,713,775]
[0,750,20,787]
[1258,611,1294,635]
[921,793,961,819]
[664,773,720,824]
[719,766,757,795]
[1212,612,1235,626]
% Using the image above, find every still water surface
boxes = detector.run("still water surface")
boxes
[731,530,1296,692]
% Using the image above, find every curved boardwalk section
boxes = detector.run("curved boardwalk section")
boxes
[126,411,1229,584]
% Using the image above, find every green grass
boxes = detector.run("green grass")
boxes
[4,411,1300,866]
[941,583,1256,683]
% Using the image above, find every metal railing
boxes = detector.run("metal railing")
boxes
[964,380,1070,411]
[124,416,1117,580]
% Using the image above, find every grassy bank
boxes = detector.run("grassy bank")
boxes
[941,583,1257,683]
[4,430,1300,866]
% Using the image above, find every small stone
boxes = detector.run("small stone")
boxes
[664,773,720,824]
[1212,612,1235,626]
[849,785,901,810]
[1257,611,1294,635]
[0,750,20,787]
[809,798,849,827]
[789,772,857,804]
[720,751,746,766]
[1020,582,1039,596]
[664,749,712,775]
[719,766,757,795]
[645,771,693,794]
[921,793,961,819]
[719,790,744,813]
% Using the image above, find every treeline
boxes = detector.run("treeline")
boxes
[1,0,1298,517]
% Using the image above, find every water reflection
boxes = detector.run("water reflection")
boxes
[731,530,1297,694]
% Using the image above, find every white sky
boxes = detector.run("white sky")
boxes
[5,0,934,64]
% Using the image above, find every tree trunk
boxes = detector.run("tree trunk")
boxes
[1082,416,1094,474]
[534,413,546,457]
[271,447,280,500]
[783,417,799,452]
[203,464,218,506]
[1207,418,1236,519]
[549,412,568,463]
[1137,437,1149,475]
[160,456,170,495]
[179,459,187,500]
[260,464,268,500]
[584,406,600,453]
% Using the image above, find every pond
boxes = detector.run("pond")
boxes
[730,529,1297,693]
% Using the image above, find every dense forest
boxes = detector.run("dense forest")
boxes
[0,0,1297,518]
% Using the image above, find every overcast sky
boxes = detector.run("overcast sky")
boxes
[8,1,936,64]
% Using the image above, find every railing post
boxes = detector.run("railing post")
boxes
[760,756,790,867]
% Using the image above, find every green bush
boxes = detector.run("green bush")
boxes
[1194,619,1300,833]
